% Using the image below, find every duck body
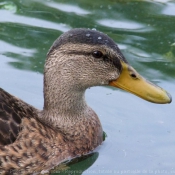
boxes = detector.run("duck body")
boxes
[0,89,103,174]
[0,28,171,174]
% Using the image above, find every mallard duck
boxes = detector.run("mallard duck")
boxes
[0,28,172,174]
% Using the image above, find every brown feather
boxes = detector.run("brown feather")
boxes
[0,88,38,145]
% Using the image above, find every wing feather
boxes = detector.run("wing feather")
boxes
[0,88,39,145]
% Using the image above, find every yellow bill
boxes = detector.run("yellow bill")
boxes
[109,61,172,104]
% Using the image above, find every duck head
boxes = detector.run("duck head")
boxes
[44,28,171,111]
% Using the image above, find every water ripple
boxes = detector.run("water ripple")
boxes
[0,40,36,56]
[97,19,154,32]
[162,2,175,16]
[42,1,90,15]
[0,10,70,32]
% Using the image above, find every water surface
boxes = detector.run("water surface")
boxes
[0,0,175,175]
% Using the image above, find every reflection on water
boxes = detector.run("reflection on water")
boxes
[50,152,99,175]
[97,19,149,30]
[0,40,36,56]
[43,1,90,15]
[0,10,70,31]
[162,2,175,16]
[0,0,175,174]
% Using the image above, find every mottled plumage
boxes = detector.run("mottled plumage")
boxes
[0,88,38,145]
[0,28,171,174]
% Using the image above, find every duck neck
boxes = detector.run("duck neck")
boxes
[42,53,90,118]
[43,85,87,116]
[40,53,92,128]
[40,77,89,129]
[44,90,87,116]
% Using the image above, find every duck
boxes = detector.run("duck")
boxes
[0,28,172,174]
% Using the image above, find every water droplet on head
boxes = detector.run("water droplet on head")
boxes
[86,33,91,37]
[98,36,102,40]
[92,28,96,31]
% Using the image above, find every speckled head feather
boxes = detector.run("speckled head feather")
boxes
[47,28,127,63]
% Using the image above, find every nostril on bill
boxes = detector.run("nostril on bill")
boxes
[130,73,137,79]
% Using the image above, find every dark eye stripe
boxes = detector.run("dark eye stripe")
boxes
[64,50,121,71]
[102,55,109,61]
[66,51,110,62]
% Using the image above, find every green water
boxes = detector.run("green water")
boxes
[0,0,175,175]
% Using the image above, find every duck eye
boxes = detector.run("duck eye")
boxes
[92,51,103,58]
